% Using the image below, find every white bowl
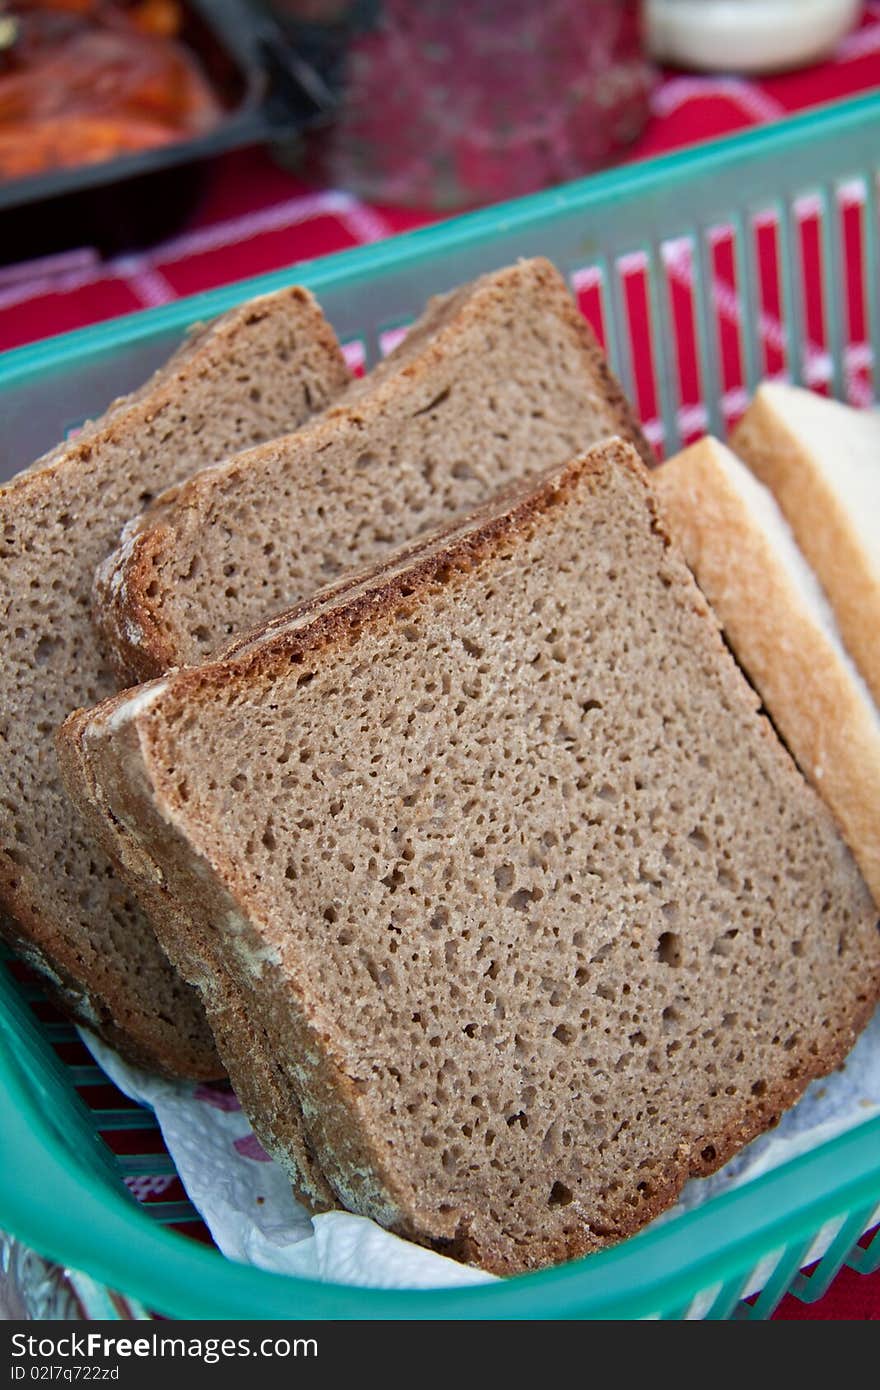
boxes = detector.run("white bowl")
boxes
[645,0,863,75]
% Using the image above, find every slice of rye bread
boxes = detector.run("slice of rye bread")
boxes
[95,257,654,685]
[731,383,880,708]
[0,286,349,1079]
[59,439,880,1273]
[657,436,880,907]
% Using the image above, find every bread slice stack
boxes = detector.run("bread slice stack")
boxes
[658,398,880,908]
[1,259,647,1079]
[59,439,880,1274]
[93,258,652,684]
[0,288,349,1078]
[8,246,879,1272]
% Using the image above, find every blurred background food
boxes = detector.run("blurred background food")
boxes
[0,0,654,226]
[0,0,223,179]
[275,0,653,208]
[0,2,868,260]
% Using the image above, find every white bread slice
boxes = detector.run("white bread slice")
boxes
[656,435,880,907]
[731,383,880,708]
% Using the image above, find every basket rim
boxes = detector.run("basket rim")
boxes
[1,87,880,391]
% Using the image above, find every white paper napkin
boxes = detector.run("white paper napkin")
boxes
[83,1005,880,1291]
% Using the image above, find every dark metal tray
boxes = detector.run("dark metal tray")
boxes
[0,0,333,261]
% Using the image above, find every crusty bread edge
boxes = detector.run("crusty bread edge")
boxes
[87,287,349,687]
[94,509,193,684]
[731,384,880,708]
[0,865,222,1081]
[57,691,338,1208]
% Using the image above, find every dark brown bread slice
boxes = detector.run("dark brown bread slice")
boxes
[0,286,348,1078]
[95,257,653,684]
[59,439,880,1271]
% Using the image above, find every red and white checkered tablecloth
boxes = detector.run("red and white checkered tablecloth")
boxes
[3,3,880,1322]
[5,4,880,356]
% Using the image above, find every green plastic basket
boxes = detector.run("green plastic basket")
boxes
[2,91,880,1319]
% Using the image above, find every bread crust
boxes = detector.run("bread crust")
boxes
[731,384,880,708]
[94,258,654,687]
[59,439,880,1272]
[91,288,350,685]
[56,698,338,1207]
[657,436,880,908]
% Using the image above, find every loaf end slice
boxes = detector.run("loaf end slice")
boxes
[731,383,880,708]
[657,435,880,907]
[60,440,880,1270]
[94,257,653,685]
[1,285,348,1078]
[59,679,338,1209]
